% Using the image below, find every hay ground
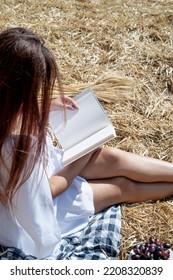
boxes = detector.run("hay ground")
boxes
[1,0,173,260]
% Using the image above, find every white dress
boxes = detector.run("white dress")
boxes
[0,134,94,258]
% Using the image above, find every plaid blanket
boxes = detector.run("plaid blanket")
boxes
[0,205,121,260]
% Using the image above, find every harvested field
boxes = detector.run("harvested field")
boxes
[1,0,173,259]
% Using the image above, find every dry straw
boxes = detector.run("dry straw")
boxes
[1,0,173,259]
[53,71,134,102]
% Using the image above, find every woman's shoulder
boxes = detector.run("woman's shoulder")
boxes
[1,134,37,156]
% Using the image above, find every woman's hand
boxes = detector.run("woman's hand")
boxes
[50,96,79,111]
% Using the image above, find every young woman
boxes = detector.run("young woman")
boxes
[0,27,173,259]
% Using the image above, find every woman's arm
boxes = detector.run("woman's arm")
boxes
[48,151,94,198]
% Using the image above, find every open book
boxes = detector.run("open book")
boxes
[49,88,116,166]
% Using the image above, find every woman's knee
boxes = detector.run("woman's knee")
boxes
[100,147,124,167]
[113,176,136,203]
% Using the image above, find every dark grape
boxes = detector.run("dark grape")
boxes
[131,254,140,260]
[161,250,168,258]
[144,251,151,260]
[154,250,162,258]
[155,238,161,246]
[149,237,155,244]
[163,242,171,249]
[155,245,162,251]
[133,245,141,255]
[130,237,172,260]
[133,244,140,250]
[149,245,156,253]
[139,244,145,253]
[162,255,169,260]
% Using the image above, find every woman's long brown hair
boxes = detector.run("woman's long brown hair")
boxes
[0,27,63,206]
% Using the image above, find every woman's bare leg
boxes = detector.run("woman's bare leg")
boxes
[88,177,173,213]
[80,147,173,183]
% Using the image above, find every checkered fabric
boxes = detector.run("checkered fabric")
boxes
[0,246,36,260]
[0,205,121,260]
